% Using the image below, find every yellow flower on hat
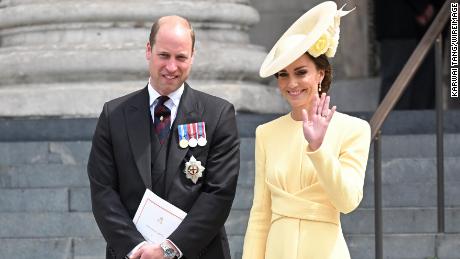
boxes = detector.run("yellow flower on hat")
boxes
[325,39,338,57]
[308,34,332,58]
[325,15,341,57]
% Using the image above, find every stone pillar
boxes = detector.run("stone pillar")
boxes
[0,0,288,117]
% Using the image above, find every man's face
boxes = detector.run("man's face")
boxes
[146,23,194,95]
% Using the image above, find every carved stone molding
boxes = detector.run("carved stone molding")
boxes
[0,0,288,117]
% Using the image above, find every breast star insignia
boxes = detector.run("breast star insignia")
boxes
[184,155,205,184]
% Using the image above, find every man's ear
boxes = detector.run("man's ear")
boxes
[190,48,195,64]
[146,42,152,60]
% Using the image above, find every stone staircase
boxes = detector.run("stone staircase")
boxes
[0,141,101,258]
[0,110,459,259]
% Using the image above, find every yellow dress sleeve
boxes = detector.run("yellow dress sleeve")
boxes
[307,118,371,214]
[242,126,272,259]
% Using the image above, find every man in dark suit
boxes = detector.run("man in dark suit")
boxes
[87,15,240,259]
[375,0,443,109]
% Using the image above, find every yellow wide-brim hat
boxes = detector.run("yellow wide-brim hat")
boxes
[259,1,354,78]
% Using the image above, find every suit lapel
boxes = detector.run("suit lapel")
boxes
[165,83,202,196]
[125,86,152,190]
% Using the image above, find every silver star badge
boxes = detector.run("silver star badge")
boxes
[184,155,205,184]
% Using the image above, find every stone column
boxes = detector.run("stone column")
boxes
[0,0,288,117]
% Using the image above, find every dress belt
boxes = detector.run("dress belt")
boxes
[267,181,340,225]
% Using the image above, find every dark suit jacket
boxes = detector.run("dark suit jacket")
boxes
[375,0,443,40]
[87,83,240,259]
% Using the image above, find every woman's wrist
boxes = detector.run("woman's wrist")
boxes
[307,142,321,152]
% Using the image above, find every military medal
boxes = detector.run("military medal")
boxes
[197,122,207,147]
[178,124,189,148]
[184,155,205,184]
[188,123,198,148]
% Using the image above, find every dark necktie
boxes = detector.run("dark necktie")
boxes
[154,96,171,145]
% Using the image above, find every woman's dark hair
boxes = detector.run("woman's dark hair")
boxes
[275,52,332,95]
[307,53,332,94]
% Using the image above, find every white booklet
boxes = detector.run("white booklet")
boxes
[133,189,187,244]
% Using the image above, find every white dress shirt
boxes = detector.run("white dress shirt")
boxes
[147,79,184,126]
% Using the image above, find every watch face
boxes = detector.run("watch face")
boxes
[164,247,176,257]
[161,243,176,258]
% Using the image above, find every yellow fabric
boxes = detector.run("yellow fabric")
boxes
[242,112,371,259]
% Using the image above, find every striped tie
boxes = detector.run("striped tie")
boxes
[154,96,171,145]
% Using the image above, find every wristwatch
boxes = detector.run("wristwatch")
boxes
[160,242,178,259]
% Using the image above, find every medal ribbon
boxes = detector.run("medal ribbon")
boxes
[188,123,196,140]
[179,124,188,141]
[199,122,206,139]
[194,123,199,139]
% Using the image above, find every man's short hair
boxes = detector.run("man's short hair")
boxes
[149,16,195,52]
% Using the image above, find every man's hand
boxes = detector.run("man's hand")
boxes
[129,243,164,259]
[416,4,434,26]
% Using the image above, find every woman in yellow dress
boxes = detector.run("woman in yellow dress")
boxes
[242,2,371,259]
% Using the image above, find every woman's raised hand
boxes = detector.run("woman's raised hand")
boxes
[302,93,336,151]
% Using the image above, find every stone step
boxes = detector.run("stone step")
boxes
[364,158,460,184]
[0,212,100,238]
[0,158,458,212]
[229,233,460,259]
[240,133,460,162]
[345,233,460,259]
[1,110,459,141]
[237,157,460,187]
[234,177,460,213]
[0,138,457,189]
[237,110,460,137]
[0,238,73,259]
[0,141,90,165]
[361,158,460,208]
[0,188,69,212]
[236,157,460,209]
[369,134,460,159]
[2,233,458,259]
[238,136,460,175]
[0,160,254,188]
[0,237,106,259]
[3,207,457,239]
[225,207,460,237]
[73,237,106,259]
[0,164,89,188]
[0,187,90,212]
[0,133,458,168]
[341,207,460,234]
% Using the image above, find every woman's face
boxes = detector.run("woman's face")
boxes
[276,54,324,110]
